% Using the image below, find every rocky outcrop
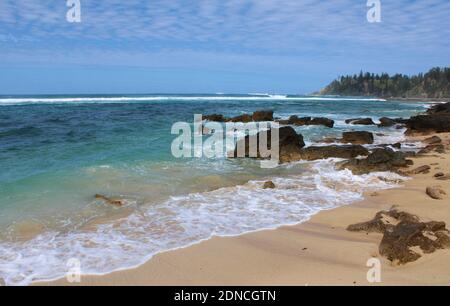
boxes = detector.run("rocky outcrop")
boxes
[281,116,335,128]
[252,111,274,122]
[406,104,450,134]
[297,145,369,161]
[345,118,376,125]
[427,102,450,115]
[378,117,396,127]
[419,144,446,154]
[204,110,274,123]
[339,148,411,174]
[309,117,335,128]
[424,136,442,145]
[203,114,226,122]
[341,131,374,145]
[408,165,431,175]
[348,209,450,265]
[288,116,311,126]
[231,126,305,163]
[426,186,447,200]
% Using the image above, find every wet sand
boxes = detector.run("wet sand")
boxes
[36,133,450,286]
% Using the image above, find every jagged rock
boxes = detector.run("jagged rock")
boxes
[288,116,312,126]
[434,172,445,178]
[406,115,450,134]
[419,144,446,154]
[424,136,442,145]
[95,194,125,207]
[427,102,450,115]
[377,143,402,149]
[347,210,418,234]
[341,131,374,145]
[348,209,450,265]
[426,186,447,200]
[263,181,276,189]
[339,148,410,174]
[203,114,226,122]
[408,165,431,174]
[203,110,274,123]
[279,116,334,128]
[252,111,274,122]
[309,117,335,128]
[378,117,397,127]
[231,126,305,163]
[345,118,376,125]
[297,145,369,161]
[229,114,253,123]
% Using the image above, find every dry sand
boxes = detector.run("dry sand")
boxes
[36,134,450,286]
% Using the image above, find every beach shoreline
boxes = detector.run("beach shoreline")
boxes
[35,132,450,286]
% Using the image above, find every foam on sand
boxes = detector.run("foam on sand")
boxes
[0,159,405,285]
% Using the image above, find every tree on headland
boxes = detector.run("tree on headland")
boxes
[319,67,450,99]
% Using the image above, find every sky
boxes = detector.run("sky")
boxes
[0,0,449,95]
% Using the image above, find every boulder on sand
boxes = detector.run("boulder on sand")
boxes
[426,186,447,200]
[341,131,374,145]
[348,209,450,265]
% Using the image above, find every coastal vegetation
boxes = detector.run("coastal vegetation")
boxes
[320,67,450,99]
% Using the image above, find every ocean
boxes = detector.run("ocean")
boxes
[0,94,428,285]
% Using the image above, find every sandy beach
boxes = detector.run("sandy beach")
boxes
[36,133,450,286]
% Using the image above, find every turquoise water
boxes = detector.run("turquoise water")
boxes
[0,95,427,285]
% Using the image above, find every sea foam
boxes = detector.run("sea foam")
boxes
[0,159,405,285]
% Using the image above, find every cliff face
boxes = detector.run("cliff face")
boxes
[320,67,450,99]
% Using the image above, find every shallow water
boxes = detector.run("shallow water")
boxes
[0,94,427,285]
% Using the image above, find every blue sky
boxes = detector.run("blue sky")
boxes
[0,0,449,94]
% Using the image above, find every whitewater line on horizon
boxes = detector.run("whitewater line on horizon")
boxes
[0,96,387,105]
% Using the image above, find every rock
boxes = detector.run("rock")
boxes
[427,102,450,115]
[406,115,450,134]
[423,136,442,145]
[436,174,450,181]
[252,110,274,122]
[297,145,369,161]
[263,181,276,189]
[341,131,374,145]
[309,117,335,128]
[288,116,311,126]
[408,165,431,175]
[426,186,447,200]
[419,144,446,154]
[339,148,410,174]
[347,209,418,234]
[95,194,125,207]
[378,117,397,127]
[434,172,445,178]
[229,114,253,123]
[345,118,376,125]
[203,114,226,122]
[348,209,450,265]
[231,126,305,163]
